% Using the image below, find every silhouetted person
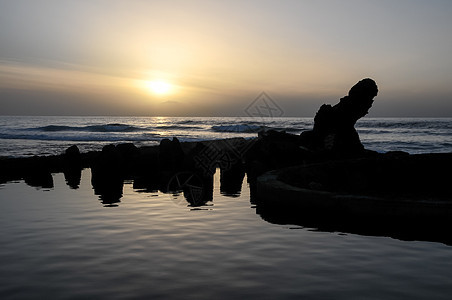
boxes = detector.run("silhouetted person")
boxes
[301,78,378,155]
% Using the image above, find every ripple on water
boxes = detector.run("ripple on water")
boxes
[1,170,452,299]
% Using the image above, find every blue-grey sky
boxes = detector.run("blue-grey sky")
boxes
[1,0,451,116]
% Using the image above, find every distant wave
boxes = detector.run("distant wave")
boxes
[211,124,267,133]
[0,132,161,142]
[211,124,305,133]
[358,119,452,130]
[1,117,451,158]
[174,119,199,125]
[37,125,75,132]
[155,125,203,130]
[86,123,141,132]
[33,123,142,133]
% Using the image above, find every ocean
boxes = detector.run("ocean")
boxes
[1,116,452,299]
[1,116,452,157]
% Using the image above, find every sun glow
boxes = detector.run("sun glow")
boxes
[146,80,172,95]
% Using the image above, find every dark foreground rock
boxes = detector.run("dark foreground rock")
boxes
[0,138,254,187]
[254,152,452,244]
[300,78,378,155]
[259,152,452,202]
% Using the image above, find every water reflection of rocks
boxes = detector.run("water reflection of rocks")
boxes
[166,171,212,208]
[6,148,452,246]
[84,137,250,209]
[88,163,452,246]
[254,197,452,246]
[90,165,242,209]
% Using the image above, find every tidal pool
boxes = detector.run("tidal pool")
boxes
[1,169,452,299]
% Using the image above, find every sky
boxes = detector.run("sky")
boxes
[1,0,451,117]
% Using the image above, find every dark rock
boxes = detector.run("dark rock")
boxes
[92,145,122,175]
[163,170,214,207]
[159,138,185,171]
[0,158,21,184]
[0,154,63,186]
[384,151,410,158]
[132,175,160,193]
[185,138,249,176]
[24,171,54,189]
[63,145,82,189]
[116,143,141,176]
[90,145,124,206]
[23,156,54,189]
[91,145,122,191]
[136,145,159,175]
[185,142,212,174]
[254,152,452,245]
[220,161,245,197]
[65,145,81,160]
[301,78,378,156]
[92,175,124,207]
[244,79,378,177]
[245,130,306,176]
[116,143,139,158]
[276,152,452,199]
[102,144,117,154]
[89,143,142,204]
[64,169,81,189]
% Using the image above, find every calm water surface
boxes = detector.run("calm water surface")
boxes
[1,169,452,299]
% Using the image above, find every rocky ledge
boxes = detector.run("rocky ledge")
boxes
[0,137,252,188]
[255,152,452,244]
[257,152,452,209]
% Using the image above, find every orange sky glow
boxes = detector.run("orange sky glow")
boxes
[1,0,452,116]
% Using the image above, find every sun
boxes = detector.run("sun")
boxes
[146,80,172,95]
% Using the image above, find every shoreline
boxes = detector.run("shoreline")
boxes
[2,134,452,194]
[0,137,253,186]
[1,116,452,159]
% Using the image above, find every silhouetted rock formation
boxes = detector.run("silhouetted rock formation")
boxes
[91,145,125,206]
[116,143,140,176]
[244,78,379,177]
[159,137,184,171]
[277,152,451,199]
[63,145,82,189]
[23,158,54,189]
[245,130,306,177]
[165,171,214,207]
[0,155,60,186]
[300,78,378,155]
[64,145,81,163]
[17,155,54,189]
[220,161,245,197]
[253,152,452,245]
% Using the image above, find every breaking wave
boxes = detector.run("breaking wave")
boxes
[34,123,141,133]
[0,132,161,142]
[211,124,267,133]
